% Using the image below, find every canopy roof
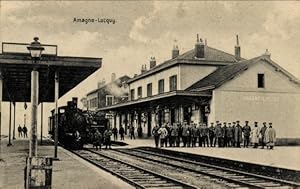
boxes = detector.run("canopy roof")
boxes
[0,53,101,102]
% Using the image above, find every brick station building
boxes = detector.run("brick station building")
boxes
[97,36,300,143]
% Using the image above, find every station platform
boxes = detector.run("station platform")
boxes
[0,138,133,189]
[118,136,300,171]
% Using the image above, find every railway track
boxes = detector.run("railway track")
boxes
[71,149,198,189]
[114,148,300,189]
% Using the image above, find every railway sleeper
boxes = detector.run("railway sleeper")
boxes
[131,178,163,181]
[141,183,181,188]
[147,187,185,189]
[136,180,169,184]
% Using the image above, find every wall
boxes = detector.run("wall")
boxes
[212,61,300,138]
[129,65,179,100]
[180,64,217,90]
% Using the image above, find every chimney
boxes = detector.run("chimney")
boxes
[111,73,116,82]
[235,35,241,61]
[150,57,156,69]
[141,64,146,74]
[172,45,179,59]
[195,34,205,59]
[263,49,271,58]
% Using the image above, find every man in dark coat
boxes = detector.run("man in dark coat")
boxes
[260,122,268,149]
[104,128,112,149]
[170,123,179,147]
[214,123,222,147]
[202,123,209,147]
[232,122,236,147]
[112,126,118,141]
[129,125,135,140]
[23,125,28,138]
[119,125,125,140]
[234,121,242,147]
[182,121,189,147]
[226,123,234,147]
[242,121,251,148]
[191,123,198,147]
[222,122,228,147]
[18,124,23,138]
[208,123,215,147]
[152,124,160,148]
[94,129,102,150]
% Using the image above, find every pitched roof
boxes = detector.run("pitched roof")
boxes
[127,46,240,83]
[176,46,239,62]
[186,55,300,92]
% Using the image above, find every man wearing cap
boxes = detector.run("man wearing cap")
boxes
[182,121,189,147]
[260,122,268,149]
[222,122,228,147]
[208,122,215,147]
[214,122,222,147]
[251,122,260,148]
[232,122,236,147]
[226,122,234,147]
[234,120,242,147]
[242,121,251,148]
[265,123,276,149]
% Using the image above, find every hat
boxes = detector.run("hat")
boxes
[236,120,240,123]
[245,121,249,123]
[254,121,258,123]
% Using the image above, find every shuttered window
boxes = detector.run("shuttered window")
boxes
[158,79,164,94]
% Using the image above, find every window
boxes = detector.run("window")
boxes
[147,83,152,97]
[89,97,97,108]
[106,95,114,106]
[169,75,177,91]
[158,79,164,94]
[137,86,142,98]
[257,74,265,88]
[130,89,135,100]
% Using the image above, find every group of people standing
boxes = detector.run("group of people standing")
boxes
[91,127,113,150]
[17,124,28,138]
[152,120,276,149]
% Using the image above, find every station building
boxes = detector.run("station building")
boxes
[97,36,300,142]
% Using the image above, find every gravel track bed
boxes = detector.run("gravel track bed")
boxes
[93,149,232,189]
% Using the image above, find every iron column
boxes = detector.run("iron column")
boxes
[13,102,16,140]
[40,102,43,144]
[7,101,12,146]
[54,71,59,159]
[29,68,39,157]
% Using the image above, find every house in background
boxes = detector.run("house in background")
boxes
[86,74,130,112]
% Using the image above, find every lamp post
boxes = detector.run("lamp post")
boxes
[27,37,44,157]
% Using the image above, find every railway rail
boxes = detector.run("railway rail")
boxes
[113,148,300,189]
[71,149,198,189]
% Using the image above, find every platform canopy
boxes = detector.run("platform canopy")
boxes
[0,49,102,102]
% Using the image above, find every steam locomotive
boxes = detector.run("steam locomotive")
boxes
[48,98,109,149]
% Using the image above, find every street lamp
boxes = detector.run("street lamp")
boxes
[27,37,45,61]
[27,37,44,157]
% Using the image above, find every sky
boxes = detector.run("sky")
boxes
[0,1,300,136]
